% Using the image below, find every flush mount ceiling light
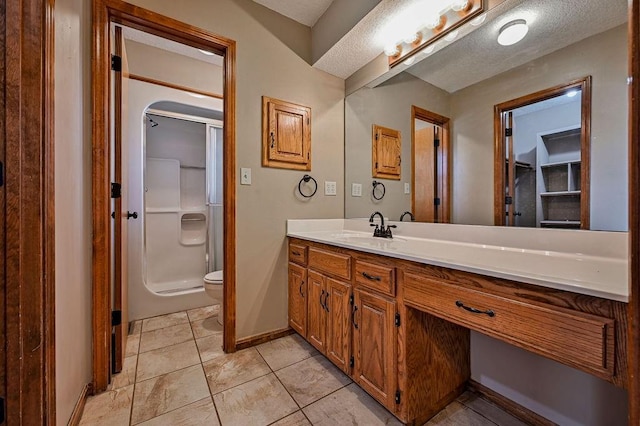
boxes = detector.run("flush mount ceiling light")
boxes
[497,19,528,46]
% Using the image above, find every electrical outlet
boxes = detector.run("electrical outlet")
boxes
[240,168,251,185]
[404,182,410,194]
[325,181,337,196]
[352,183,362,197]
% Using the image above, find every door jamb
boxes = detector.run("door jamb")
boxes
[91,0,237,392]
[411,106,451,223]
[493,77,592,228]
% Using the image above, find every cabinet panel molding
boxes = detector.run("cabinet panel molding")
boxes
[288,262,307,336]
[262,96,311,170]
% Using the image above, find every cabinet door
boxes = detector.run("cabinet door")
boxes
[262,97,311,171]
[325,278,352,373]
[307,270,326,352]
[372,124,401,180]
[288,263,307,337]
[353,288,397,410]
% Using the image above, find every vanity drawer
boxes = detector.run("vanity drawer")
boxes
[308,247,351,280]
[355,260,395,296]
[289,242,308,265]
[403,272,615,378]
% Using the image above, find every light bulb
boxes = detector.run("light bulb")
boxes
[497,19,528,46]
[451,0,469,12]
[384,44,401,57]
[403,32,419,44]
[425,13,442,30]
[444,30,459,42]
[403,56,416,66]
[470,13,486,26]
[423,44,435,54]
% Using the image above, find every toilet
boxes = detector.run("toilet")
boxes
[203,270,223,325]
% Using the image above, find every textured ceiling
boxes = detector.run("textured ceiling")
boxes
[406,0,628,93]
[252,0,334,27]
[121,26,224,67]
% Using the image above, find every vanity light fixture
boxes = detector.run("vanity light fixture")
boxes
[497,19,529,46]
[198,48,215,56]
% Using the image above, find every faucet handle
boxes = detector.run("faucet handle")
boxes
[384,224,397,238]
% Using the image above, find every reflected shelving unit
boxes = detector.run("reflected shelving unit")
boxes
[536,126,582,228]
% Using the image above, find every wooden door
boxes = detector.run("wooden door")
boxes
[288,263,307,337]
[372,125,401,180]
[111,25,130,373]
[306,270,326,352]
[414,125,436,222]
[325,278,351,373]
[353,288,397,410]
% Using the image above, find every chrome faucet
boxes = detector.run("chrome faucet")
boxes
[369,211,396,238]
[400,211,415,222]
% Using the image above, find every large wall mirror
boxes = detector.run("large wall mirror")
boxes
[344,0,629,232]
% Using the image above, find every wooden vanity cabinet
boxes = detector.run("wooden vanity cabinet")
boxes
[352,287,397,409]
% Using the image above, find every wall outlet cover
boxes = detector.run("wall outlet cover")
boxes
[404,182,410,194]
[325,181,337,196]
[352,183,362,197]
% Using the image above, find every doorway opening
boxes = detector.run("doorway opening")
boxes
[411,106,451,223]
[493,77,591,229]
[92,1,237,392]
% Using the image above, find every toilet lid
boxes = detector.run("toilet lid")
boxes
[204,270,223,283]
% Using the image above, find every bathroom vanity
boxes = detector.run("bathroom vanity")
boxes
[287,219,628,425]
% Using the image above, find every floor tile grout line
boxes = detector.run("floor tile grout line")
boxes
[456,397,506,426]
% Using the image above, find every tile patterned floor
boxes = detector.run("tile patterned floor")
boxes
[80,306,527,425]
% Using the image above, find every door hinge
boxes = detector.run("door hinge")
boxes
[395,390,401,404]
[375,133,379,141]
[505,196,513,205]
[111,54,122,72]
[349,356,354,368]
[307,117,310,125]
[505,127,513,137]
[395,312,401,327]
[112,310,122,326]
[111,182,121,198]
[434,138,440,147]
[375,162,378,169]
[434,197,441,206]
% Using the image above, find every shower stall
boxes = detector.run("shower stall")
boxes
[127,83,224,320]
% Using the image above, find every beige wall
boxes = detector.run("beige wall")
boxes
[125,0,345,339]
[54,0,93,423]
[124,39,224,96]
[451,24,628,230]
[345,73,451,219]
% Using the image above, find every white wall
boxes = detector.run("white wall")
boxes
[125,0,346,339]
[54,0,93,423]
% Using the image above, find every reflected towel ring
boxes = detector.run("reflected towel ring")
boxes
[372,180,386,200]
[298,174,318,198]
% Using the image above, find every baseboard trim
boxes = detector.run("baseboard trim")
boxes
[467,380,556,426]
[235,327,294,350]
[67,383,93,426]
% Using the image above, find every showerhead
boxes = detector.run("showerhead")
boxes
[146,114,159,128]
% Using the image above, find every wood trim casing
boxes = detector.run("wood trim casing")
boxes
[411,105,451,223]
[3,0,56,423]
[92,0,237,392]
[67,383,93,426]
[127,73,223,99]
[467,380,555,426]
[235,328,294,350]
[629,0,640,423]
[493,77,592,229]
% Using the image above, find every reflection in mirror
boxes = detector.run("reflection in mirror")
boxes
[344,0,628,231]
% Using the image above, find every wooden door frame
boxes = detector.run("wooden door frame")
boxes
[493,77,592,228]
[411,106,451,223]
[2,0,56,423]
[91,0,237,392]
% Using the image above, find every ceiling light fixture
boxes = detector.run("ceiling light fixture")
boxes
[497,19,529,46]
[198,49,215,56]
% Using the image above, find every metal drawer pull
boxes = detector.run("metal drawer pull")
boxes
[299,281,304,297]
[352,305,359,329]
[362,272,381,281]
[455,300,495,317]
[324,292,330,313]
[292,250,301,256]
[320,289,326,309]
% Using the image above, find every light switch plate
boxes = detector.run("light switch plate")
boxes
[325,181,337,196]
[404,182,410,194]
[352,183,362,197]
[240,168,251,185]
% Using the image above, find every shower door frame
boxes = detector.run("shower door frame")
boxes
[91,0,237,392]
